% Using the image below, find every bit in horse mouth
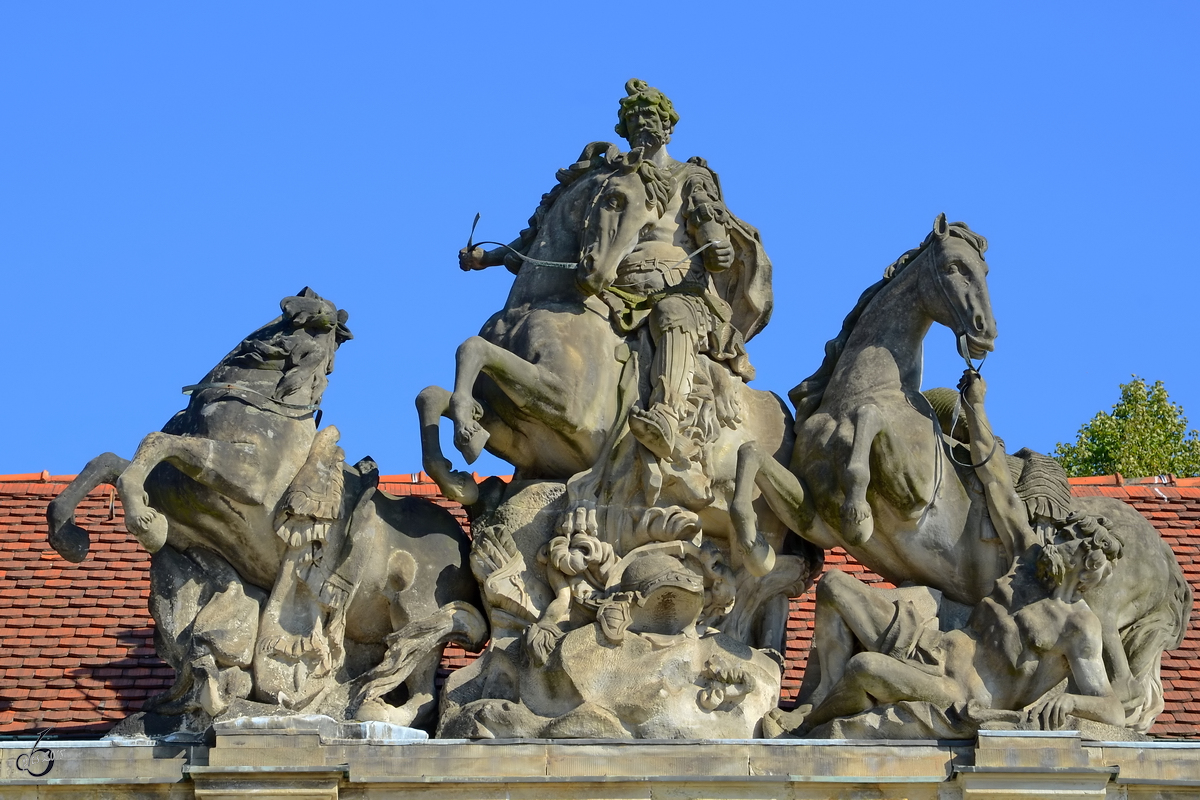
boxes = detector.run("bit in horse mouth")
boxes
[962,333,995,359]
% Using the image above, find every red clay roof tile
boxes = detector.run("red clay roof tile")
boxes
[2,471,1198,738]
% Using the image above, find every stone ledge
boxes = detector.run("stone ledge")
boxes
[1,738,1198,799]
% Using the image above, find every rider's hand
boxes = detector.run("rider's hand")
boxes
[705,239,735,271]
[459,246,487,271]
[957,369,987,408]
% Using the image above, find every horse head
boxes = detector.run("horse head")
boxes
[574,149,675,297]
[281,287,352,343]
[916,213,997,361]
[214,287,353,410]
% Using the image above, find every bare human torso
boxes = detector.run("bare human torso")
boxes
[959,584,1089,712]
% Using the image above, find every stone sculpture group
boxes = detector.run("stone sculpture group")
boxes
[47,80,1191,741]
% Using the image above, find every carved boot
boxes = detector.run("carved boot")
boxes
[630,324,697,461]
[629,403,678,461]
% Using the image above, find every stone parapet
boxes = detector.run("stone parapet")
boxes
[4,731,1200,799]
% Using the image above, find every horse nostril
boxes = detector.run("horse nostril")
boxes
[974,314,985,332]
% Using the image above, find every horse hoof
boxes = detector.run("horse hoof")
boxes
[743,533,777,577]
[133,510,169,553]
[840,503,874,547]
[48,520,90,563]
[444,472,480,507]
[455,424,490,465]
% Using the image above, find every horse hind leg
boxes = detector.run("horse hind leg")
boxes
[840,405,884,547]
[47,452,131,563]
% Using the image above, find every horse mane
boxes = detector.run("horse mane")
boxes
[788,222,986,427]
[515,143,675,251]
[216,288,350,404]
[517,142,620,250]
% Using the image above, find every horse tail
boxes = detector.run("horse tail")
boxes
[1120,547,1193,732]
[46,452,130,563]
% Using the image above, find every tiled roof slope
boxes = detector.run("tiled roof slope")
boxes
[2,472,1198,737]
[0,472,465,737]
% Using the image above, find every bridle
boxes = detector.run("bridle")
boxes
[467,212,577,270]
[924,238,988,374]
[466,166,720,281]
[917,239,999,482]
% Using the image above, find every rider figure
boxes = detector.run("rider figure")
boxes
[609,79,765,462]
[461,79,773,463]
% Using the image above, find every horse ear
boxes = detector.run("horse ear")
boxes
[934,213,949,239]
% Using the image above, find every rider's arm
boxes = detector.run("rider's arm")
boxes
[460,238,525,274]
[680,168,734,271]
[958,371,1039,561]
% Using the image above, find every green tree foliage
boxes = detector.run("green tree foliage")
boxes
[1054,376,1200,478]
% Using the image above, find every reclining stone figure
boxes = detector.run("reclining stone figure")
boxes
[769,511,1125,738]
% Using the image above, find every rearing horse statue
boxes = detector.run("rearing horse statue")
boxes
[733,216,1004,600]
[418,144,676,502]
[731,215,1190,730]
[47,289,486,728]
[418,144,815,652]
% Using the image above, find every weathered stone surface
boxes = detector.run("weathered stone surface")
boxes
[732,225,1190,737]
[35,79,1192,745]
[7,736,1200,798]
[45,289,486,738]
[421,79,824,741]
[212,714,427,742]
[414,81,1190,740]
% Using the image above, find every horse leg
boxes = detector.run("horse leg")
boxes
[732,442,815,576]
[116,431,267,552]
[416,386,480,506]
[47,452,130,563]
[396,649,442,729]
[450,336,571,462]
[841,405,884,546]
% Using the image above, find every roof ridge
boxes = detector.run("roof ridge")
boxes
[0,471,77,483]
[1067,473,1198,487]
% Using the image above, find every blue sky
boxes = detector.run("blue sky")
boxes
[3,2,1197,478]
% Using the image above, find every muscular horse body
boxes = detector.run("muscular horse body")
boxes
[419,144,817,652]
[733,217,1190,730]
[47,289,484,728]
[419,144,657,499]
